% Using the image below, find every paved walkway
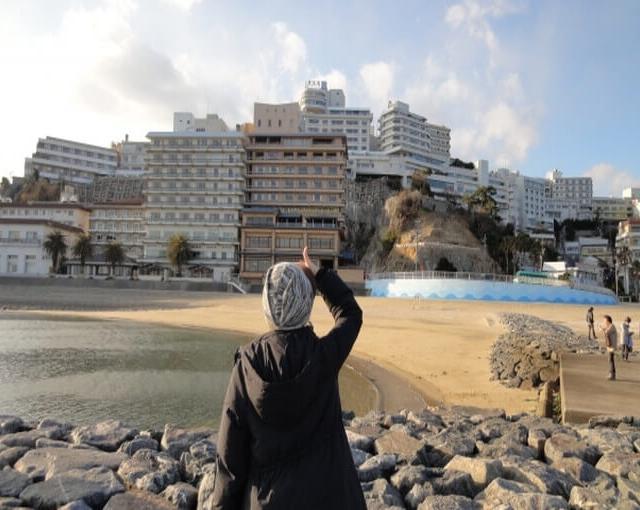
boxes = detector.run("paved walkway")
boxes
[560,353,640,424]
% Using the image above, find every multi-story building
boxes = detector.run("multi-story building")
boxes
[240,131,347,282]
[24,137,117,184]
[89,199,144,259]
[143,121,245,281]
[0,203,91,230]
[578,236,611,263]
[173,112,229,132]
[253,103,302,134]
[347,151,411,187]
[300,81,372,152]
[115,136,149,176]
[592,196,633,222]
[617,218,640,262]
[0,218,84,276]
[378,100,451,175]
[493,168,547,231]
[545,169,592,221]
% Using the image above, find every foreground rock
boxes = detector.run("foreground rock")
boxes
[0,408,639,509]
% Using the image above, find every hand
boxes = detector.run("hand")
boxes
[302,246,319,276]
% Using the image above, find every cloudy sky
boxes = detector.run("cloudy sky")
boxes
[1,0,639,196]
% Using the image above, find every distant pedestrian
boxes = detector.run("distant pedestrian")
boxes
[586,307,597,340]
[622,316,634,361]
[599,315,618,380]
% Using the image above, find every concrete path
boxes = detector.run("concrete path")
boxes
[560,352,640,424]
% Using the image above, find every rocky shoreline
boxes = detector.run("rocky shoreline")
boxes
[1,409,640,509]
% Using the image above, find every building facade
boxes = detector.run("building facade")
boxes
[143,126,245,281]
[253,103,302,134]
[378,101,451,174]
[300,81,372,153]
[0,219,83,276]
[24,137,117,185]
[240,132,347,282]
[115,136,149,177]
[89,200,145,260]
[592,196,633,222]
[545,169,593,221]
[173,112,229,132]
[0,203,91,231]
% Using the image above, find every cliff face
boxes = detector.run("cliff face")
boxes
[360,191,500,274]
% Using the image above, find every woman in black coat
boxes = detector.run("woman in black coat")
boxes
[211,247,365,509]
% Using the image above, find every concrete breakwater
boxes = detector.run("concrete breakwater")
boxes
[1,409,640,509]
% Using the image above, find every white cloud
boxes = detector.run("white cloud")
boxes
[359,61,394,114]
[584,163,640,197]
[160,0,203,10]
[271,22,307,74]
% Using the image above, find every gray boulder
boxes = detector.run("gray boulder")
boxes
[196,464,217,510]
[0,496,27,508]
[501,456,577,498]
[180,440,216,484]
[0,430,54,449]
[117,449,180,494]
[596,451,640,479]
[552,455,599,483]
[161,482,198,510]
[527,429,547,460]
[35,439,71,449]
[375,430,426,462]
[58,501,93,510]
[476,438,537,461]
[568,476,622,509]
[618,476,640,505]
[19,466,124,509]
[0,448,30,469]
[405,483,435,510]
[431,470,475,498]
[0,417,23,436]
[0,468,32,498]
[362,478,404,509]
[104,489,176,510]
[351,448,371,468]
[346,429,375,453]
[423,431,476,467]
[589,415,634,429]
[118,436,159,456]
[14,447,126,481]
[161,425,215,460]
[417,494,478,510]
[579,427,635,455]
[444,456,502,493]
[475,478,567,509]
[390,465,429,495]
[37,419,73,441]
[358,454,397,482]
[544,432,600,465]
[70,420,138,452]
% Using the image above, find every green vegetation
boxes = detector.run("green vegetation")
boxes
[167,233,193,277]
[380,228,397,255]
[104,242,125,276]
[43,231,67,274]
[411,170,433,197]
[462,186,499,221]
[72,235,93,274]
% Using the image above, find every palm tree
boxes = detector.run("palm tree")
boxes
[167,233,192,277]
[463,186,499,219]
[72,234,93,276]
[104,242,125,277]
[43,231,67,274]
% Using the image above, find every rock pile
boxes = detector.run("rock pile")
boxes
[1,408,640,509]
[489,313,599,389]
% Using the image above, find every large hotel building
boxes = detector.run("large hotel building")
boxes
[142,118,245,282]
[240,104,347,282]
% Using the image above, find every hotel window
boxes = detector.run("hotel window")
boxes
[309,237,333,250]
[246,236,271,249]
[244,256,271,272]
[276,237,303,249]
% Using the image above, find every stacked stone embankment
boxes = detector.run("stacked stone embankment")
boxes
[2,408,640,509]
[489,313,600,390]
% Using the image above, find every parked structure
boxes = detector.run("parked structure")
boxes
[143,120,245,281]
[24,137,117,184]
[240,129,347,283]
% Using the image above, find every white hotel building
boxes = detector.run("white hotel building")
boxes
[300,81,373,153]
[142,115,245,282]
[24,137,118,185]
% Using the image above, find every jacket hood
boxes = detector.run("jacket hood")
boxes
[239,331,327,427]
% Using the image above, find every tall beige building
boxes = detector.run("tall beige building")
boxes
[240,127,347,282]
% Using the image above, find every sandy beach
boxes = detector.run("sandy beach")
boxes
[2,282,636,415]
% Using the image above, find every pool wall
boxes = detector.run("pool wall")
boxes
[366,278,617,305]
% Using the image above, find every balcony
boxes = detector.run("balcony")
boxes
[0,237,41,245]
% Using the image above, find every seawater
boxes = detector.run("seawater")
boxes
[0,314,375,429]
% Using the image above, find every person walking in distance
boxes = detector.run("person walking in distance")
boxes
[211,247,365,509]
[600,315,618,380]
[586,307,597,340]
[622,316,634,361]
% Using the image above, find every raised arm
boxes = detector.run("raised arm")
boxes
[211,352,250,509]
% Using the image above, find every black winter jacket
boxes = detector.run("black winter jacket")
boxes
[211,268,365,509]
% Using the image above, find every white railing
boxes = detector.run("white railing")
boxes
[367,271,617,298]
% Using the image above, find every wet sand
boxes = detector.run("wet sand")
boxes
[2,282,636,414]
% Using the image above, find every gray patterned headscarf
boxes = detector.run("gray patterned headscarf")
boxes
[262,262,314,331]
